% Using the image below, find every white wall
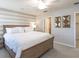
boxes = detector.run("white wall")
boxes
[0,9,36,25]
[36,14,48,32]
[48,5,79,47]
[0,9,36,38]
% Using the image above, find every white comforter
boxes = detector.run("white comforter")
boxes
[4,31,52,58]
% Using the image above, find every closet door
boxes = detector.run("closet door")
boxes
[76,14,79,40]
[45,17,51,34]
[76,23,79,39]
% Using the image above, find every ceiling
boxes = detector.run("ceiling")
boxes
[0,0,79,16]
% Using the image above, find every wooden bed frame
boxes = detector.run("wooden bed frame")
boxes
[3,25,54,58]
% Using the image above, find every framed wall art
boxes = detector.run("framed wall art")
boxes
[62,15,71,28]
[55,16,61,28]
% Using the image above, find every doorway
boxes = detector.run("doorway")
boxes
[45,17,51,34]
[76,13,79,48]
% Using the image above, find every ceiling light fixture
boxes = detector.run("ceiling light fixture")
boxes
[38,0,55,10]
[38,0,47,10]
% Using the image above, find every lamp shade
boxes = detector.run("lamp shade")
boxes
[30,22,36,29]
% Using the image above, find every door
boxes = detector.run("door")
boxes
[45,17,51,34]
[76,13,79,48]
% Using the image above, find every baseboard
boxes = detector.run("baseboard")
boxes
[54,41,74,48]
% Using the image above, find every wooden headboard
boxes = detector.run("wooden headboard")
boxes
[3,25,29,28]
[3,25,30,33]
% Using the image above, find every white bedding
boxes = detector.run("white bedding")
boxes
[4,31,53,58]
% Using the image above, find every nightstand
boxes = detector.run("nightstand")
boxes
[35,30,40,31]
[0,37,4,48]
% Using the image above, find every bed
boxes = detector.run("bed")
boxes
[3,25,54,58]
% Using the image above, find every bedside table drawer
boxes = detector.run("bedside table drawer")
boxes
[0,43,3,48]
[0,38,3,43]
[0,38,4,48]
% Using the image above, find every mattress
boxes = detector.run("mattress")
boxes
[4,31,53,58]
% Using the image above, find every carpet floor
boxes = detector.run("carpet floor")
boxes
[0,43,79,58]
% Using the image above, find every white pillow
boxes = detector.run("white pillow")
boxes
[6,27,24,33]
[11,27,19,33]
[24,27,33,32]
[15,27,24,33]
[6,27,32,33]
[6,28,12,33]
[6,28,19,33]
